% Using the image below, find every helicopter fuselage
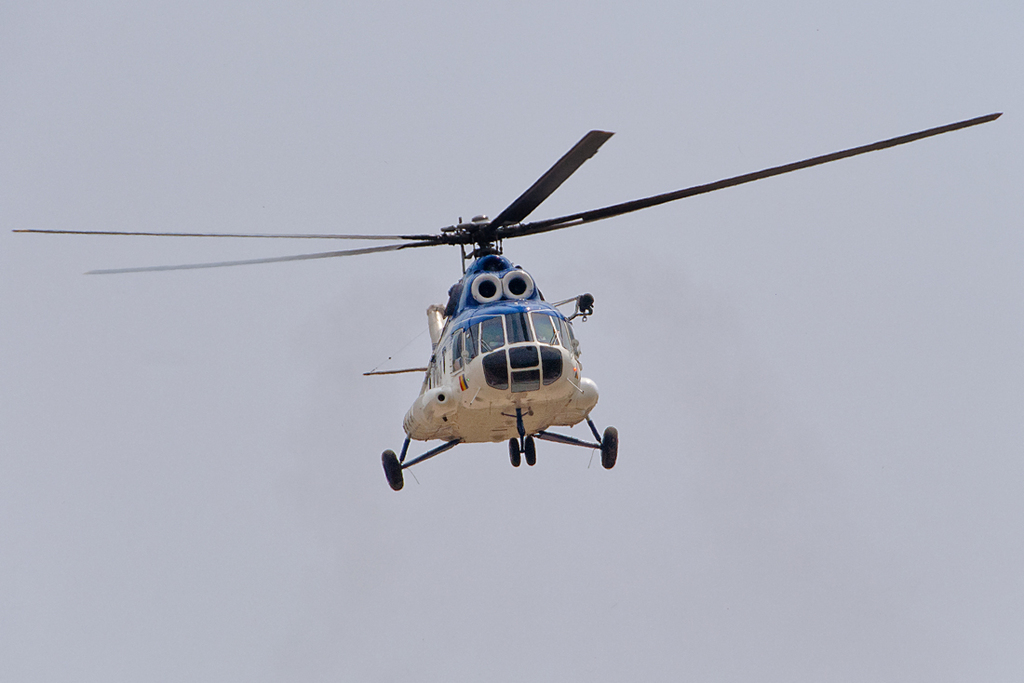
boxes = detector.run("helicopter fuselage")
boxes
[402,255,598,444]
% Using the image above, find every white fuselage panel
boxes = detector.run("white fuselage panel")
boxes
[403,342,598,443]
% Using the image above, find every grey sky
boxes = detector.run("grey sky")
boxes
[2,2,1021,681]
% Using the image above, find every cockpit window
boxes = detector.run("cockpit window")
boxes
[531,312,559,345]
[556,317,576,353]
[505,312,534,344]
[466,324,480,359]
[479,316,505,353]
[453,330,464,372]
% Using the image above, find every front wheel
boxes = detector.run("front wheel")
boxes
[524,435,536,467]
[382,450,404,491]
[600,427,618,470]
[508,438,521,467]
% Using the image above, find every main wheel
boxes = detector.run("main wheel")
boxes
[382,449,404,491]
[600,427,618,469]
[524,435,537,466]
[508,438,521,467]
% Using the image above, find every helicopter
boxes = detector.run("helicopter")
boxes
[15,112,1001,490]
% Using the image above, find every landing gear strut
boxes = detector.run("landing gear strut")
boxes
[531,416,619,469]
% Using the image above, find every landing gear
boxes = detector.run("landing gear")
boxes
[532,417,619,470]
[380,420,616,489]
[524,435,536,466]
[509,435,537,467]
[381,439,461,491]
[508,438,521,467]
[600,426,618,469]
[382,450,404,491]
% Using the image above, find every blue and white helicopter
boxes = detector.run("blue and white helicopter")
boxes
[16,113,1000,490]
[380,249,608,491]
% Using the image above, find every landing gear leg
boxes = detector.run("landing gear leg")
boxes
[530,417,618,470]
[515,408,526,439]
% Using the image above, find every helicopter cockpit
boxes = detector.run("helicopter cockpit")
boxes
[460,311,575,354]
[456,310,576,393]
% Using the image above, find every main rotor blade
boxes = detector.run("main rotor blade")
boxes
[502,112,1002,239]
[489,130,614,228]
[85,240,440,274]
[15,229,436,240]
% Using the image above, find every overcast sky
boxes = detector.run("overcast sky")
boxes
[2,2,1021,681]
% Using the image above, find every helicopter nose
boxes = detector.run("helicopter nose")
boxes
[481,343,567,393]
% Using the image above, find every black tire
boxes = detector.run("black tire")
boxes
[600,427,618,470]
[508,438,521,467]
[382,449,404,491]
[524,435,536,467]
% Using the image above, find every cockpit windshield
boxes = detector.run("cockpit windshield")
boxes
[466,311,575,356]
[531,312,558,345]
[505,311,533,344]
[479,316,505,353]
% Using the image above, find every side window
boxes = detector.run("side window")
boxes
[556,317,578,355]
[460,329,471,365]
[453,330,464,372]
[566,321,579,355]
[466,323,480,360]
[556,317,572,350]
[429,356,439,387]
[531,312,558,345]
[479,316,505,353]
